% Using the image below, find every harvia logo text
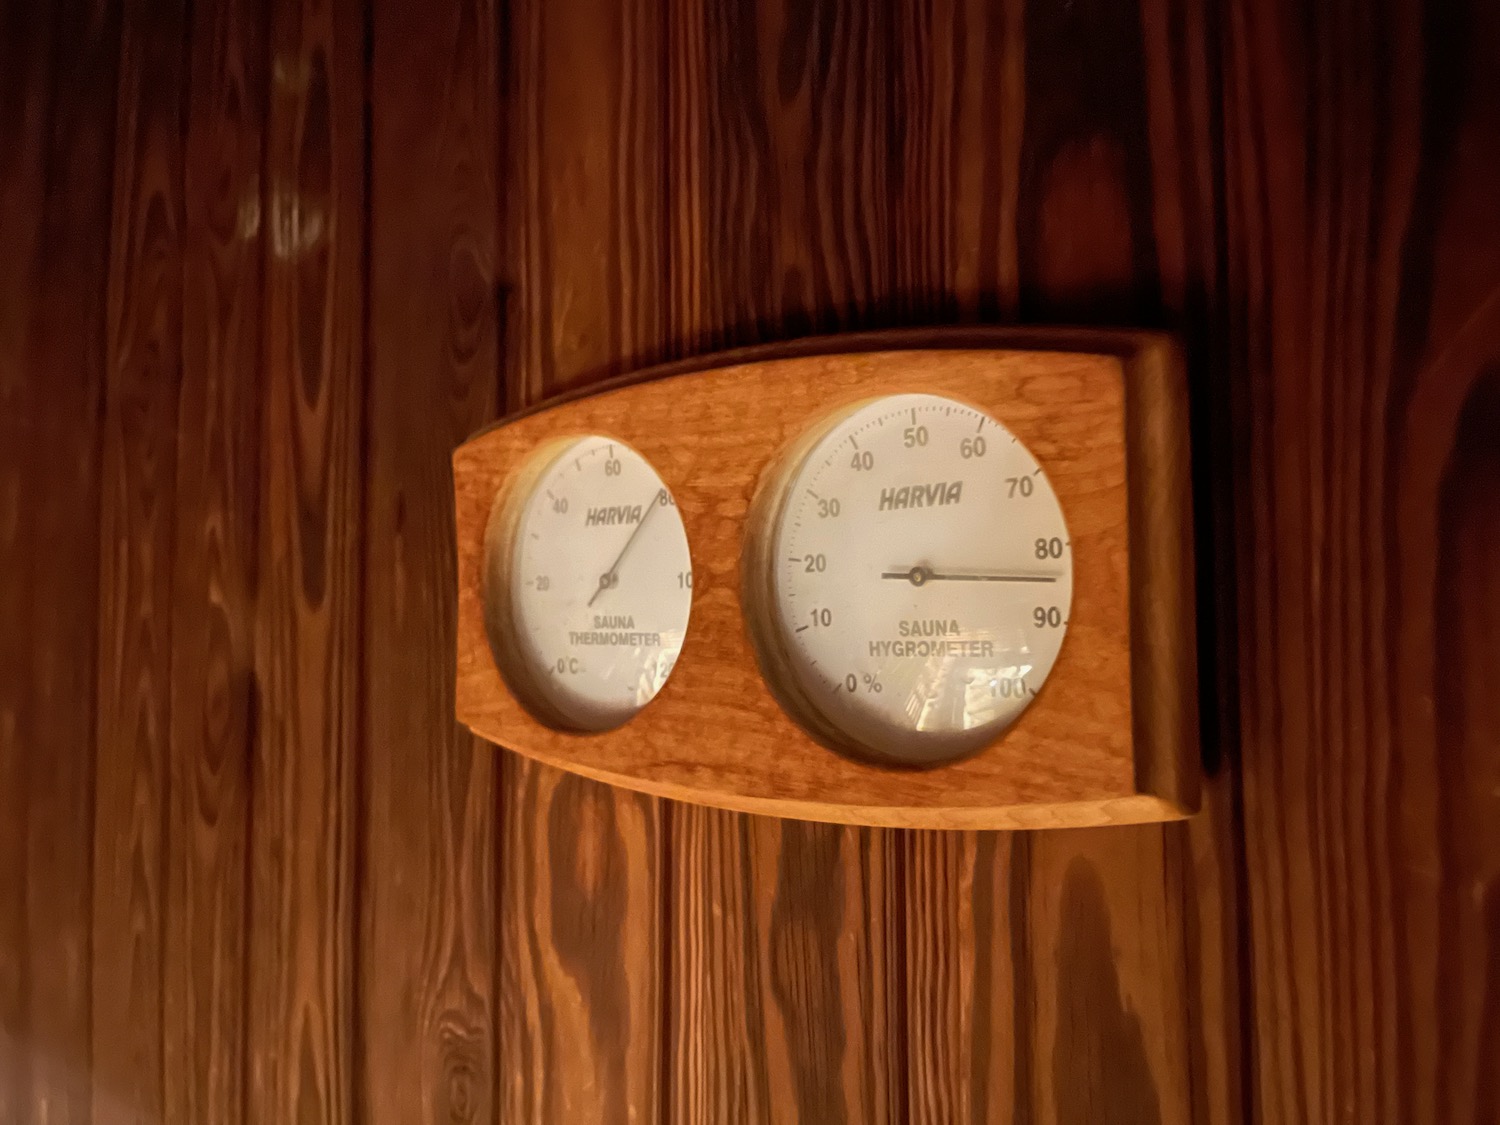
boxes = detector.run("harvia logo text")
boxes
[585,505,644,526]
[877,481,963,511]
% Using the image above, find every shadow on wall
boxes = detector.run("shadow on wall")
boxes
[1055,857,1163,1125]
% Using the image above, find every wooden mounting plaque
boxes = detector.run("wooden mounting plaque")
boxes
[453,329,1199,829]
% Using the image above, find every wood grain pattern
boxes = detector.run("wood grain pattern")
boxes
[499,1,669,1120]
[498,762,664,1124]
[457,344,1197,828]
[247,0,364,1120]
[363,0,500,1121]
[164,0,265,1122]
[903,830,1012,1125]
[3,0,1498,1122]
[1224,1,1500,1120]
[908,829,1201,1123]
[92,1,186,1121]
[509,0,668,399]
[668,812,903,1125]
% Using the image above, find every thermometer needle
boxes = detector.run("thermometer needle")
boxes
[881,565,1058,586]
[588,493,662,607]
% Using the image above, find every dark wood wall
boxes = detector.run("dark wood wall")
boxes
[1,0,1496,1122]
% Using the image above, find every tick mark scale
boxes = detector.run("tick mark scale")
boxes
[747,392,1074,765]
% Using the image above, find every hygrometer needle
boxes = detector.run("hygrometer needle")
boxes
[933,573,1058,583]
[880,565,1058,586]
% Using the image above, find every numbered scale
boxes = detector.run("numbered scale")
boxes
[482,436,692,731]
[744,393,1073,764]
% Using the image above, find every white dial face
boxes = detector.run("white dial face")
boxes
[506,436,692,730]
[768,393,1073,763]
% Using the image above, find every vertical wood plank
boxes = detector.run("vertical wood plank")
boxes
[0,4,59,1117]
[902,832,1016,1125]
[363,0,501,1121]
[92,0,186,1122]
[1223,0,1500,1120]
[163,0,266,1121]
[890,0,1026,324]
[668,0,896,348]
[1430,374,1500,1125]
[668,812,902,1125]
[508,0,668,405]
[0,1,119,1121]
[499,3,668,1120]
[1024,830,1193,1123]
[663,2,906,1122]
[498,765,664,1124]
[247,0,365,1119]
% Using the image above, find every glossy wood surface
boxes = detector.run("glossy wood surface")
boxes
[365,1,501,1123]
[455,341,1196,828]
[1,0,1496,1123]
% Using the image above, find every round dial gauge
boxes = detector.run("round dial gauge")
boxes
[484,436,692,731]
[747,393,1073,764]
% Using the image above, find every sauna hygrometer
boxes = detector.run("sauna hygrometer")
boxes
[743,393,1074,765]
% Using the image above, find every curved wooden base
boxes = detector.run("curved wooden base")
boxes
[453,329,1199,828]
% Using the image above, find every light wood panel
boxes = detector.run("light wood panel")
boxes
[363,0,501,1121]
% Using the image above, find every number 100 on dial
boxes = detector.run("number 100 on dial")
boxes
[746,393,1074,765]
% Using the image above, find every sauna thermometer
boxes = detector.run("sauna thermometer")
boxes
[482,435,692,731]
